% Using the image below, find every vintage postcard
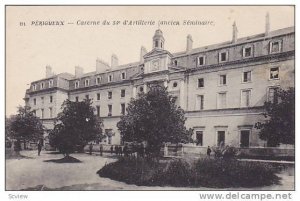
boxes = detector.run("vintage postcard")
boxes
[5,5,295,196]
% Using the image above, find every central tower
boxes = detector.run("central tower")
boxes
[152,29,165,50]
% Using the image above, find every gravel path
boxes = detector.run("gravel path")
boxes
[5,150,294,190]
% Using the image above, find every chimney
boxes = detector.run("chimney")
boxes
[46,65,53,78]
[232,21,238,43]
[111,54,119,68]
[140,46,147,63]
[186,34,193,52]
[265,12,270,36]
[75,66,84,78]
[96,58,110,72]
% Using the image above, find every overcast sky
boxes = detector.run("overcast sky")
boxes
[6,6,294,116]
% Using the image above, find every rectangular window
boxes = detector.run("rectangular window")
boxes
[33,98,36,105]
[196,95,204,110]
[49,107,53,118]
[96,77,101,84]
[198,78,204,88]
[108,91,112,99]
[84,79,90,87]
[75,81,79,89]
[219,75,227,85]
[243,71,251,82]
[268,87,279,103]
[218,92,226,109]
[96,106,100,117]
[108,75,113,82]
[41,109,44,119]
[85,95,89,100]
[108,105,112,116]
[195,131,203,146]
[121,103,125,115]
[270,41,281,53]
[219,51,228,62]
[241,90,251,107]
[121,72,126,80]
[41,97,44,104]
[240,130,250,147]
[270,67,279,79]
[121,89,125,98]
[75,96,79,102]
[217,131,225,146]
[243,47,252,58]
[49,80,53,88]
[197,56,205,66]
[50,96,53,103]
[97,93,100,100]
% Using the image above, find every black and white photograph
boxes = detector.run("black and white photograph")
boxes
[5,5,295,194]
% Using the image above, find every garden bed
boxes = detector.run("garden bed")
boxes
[97,157,280,188]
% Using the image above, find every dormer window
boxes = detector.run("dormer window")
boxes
[49,79,53,88]
[40,82,44,89]
[96,77,101,85]
[75,81,80,89]
[121,72,126,80]
[32,84,37,91]
[174,60,178,66]
[108,74,113,82]
[243,46,253,58]
[84,79,90,87]
[219,51,228,62]
[197,56,205,66]
[270,40,282,54]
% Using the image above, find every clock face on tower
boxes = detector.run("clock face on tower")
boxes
[151,60,159,71]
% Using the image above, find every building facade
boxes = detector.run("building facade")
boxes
[24,17,295,148]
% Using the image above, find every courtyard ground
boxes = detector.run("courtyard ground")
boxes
[5,150,294,190]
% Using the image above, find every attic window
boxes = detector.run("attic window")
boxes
[270,41,281,54]
[49,79,53,88]
[84,79,90,87]
[197,56,205,66]
[75,81,80,89]
[174,60,178,66]
[121,72,126,80]
[108,74,113,82]
[96,77,101,84]
[219,51,228,62]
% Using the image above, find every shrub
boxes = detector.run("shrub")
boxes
[153,159,192,187]
[194,158,280,188]
[97,157,280,188]
[97,156,164,186]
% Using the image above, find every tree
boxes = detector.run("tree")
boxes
[255,87,295,147]
[8,106,44,152]
[49,99,103,156]
[117,86,189,157]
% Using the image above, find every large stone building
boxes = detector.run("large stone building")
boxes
[24,16,295,148]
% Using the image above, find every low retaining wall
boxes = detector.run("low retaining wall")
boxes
[84,144,117,153]
[165,145,295,158]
